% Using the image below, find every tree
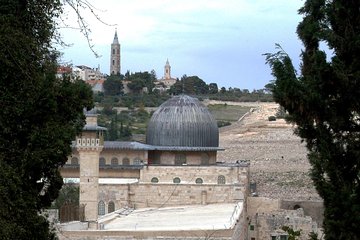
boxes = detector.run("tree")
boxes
[208,83,219,94]
[265,1,360,239]
[0,1,93,239]
[169,75,208,95]
[104,74,124,96]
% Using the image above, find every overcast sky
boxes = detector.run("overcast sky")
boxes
[58,0,305,90]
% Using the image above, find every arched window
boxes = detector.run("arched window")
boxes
[71,157,79,165]
[195,178,203,184]
[98,201,105,215]
[173,177,181,184]
[151,177,159,183]
[108,201,115,213]
[112,49,115,54]
[175,154,186,165]
[99,157,106,166]
[217,175,226,184]
[133,158,142,165]
[201,153,209,165]
[111,157,119,166]
[122,157,130,165]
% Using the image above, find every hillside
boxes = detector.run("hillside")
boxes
[216,102,321,201]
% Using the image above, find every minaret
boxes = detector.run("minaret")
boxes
[164,59,171,80]
[76,110,106,228]
[110,29,121,75]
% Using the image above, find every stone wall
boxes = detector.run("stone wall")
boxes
[280,200,324,227]
[247,197,322,240]
[97,164,249,211]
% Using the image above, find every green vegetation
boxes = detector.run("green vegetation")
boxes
[51,182,79,210]
[207,104,251,122]
[98,107,152,141]
[0,1,93,239]
[265,1,360,239]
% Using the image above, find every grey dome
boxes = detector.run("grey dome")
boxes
[146,95,219,147]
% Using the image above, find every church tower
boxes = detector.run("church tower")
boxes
[164,59,171,80]
[110,29,121,75]
[77,110,106,228]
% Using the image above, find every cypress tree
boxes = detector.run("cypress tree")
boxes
[0,0,93,238]
[265,1,360,239]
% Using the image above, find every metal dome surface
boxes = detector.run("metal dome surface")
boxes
[146,95,219,147]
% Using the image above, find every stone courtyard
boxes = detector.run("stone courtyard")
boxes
[214,101,321,201]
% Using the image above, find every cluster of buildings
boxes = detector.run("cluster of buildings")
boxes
[56,94,323,240]
[57,30,176,94]
[52,29,324,240]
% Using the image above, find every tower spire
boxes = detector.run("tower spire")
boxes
[113,28,119,44]
[110,28,121,75]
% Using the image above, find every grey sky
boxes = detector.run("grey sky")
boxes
[59,0,304,90]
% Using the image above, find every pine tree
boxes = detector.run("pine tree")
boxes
[265,1,360,239]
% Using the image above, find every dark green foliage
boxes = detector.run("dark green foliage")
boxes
[0,0,93,239]
[126,71,156,94]
[308,232,320,240]
[282,226,301,240]
[104,74,124,96]
[208,83,219,94]
[169,75,208,95]
[51,182,79,210]
[265,1,360,239]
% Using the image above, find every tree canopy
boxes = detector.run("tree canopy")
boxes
[104,74,124,96]
[265,1,360,239]
[0,0,93,239]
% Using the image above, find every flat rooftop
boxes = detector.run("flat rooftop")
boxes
[102,202,243,231]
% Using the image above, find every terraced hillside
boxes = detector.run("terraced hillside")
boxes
[213,101,321,201]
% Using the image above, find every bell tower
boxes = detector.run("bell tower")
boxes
[164,59,171,80]
[76,110,106,228]
[110,29,121,75]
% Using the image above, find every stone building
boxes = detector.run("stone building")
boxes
[110,29,121,75]
[154,59,177,92]
[60,95,250,239]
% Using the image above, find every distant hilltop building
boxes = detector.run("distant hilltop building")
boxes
[110,29,121,75]
[154,59,177,92]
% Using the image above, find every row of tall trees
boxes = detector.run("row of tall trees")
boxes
[266,0,360,239]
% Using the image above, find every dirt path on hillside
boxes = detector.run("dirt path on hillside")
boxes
[217,102,321,201]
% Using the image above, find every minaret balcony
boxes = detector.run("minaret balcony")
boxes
[76,137,104,149]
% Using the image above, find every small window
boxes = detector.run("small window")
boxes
[173,177,181,184]
[280,236,288,240]
[250,225,255,231]
[112,49,115,54]
[151,177,159,183]
[112,60,115,65]
[195,178,203,184]
[217,175,226,184]
[108,201,115,213]
[111,157,118,166]
[122,157,130,165]
[98,201,105,215]
[251,238,256,240]
[271,236,276,240]
[133,158,142,165]
[99,157,106,166]
[71,157,79,165]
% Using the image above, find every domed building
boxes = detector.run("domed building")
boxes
[60,95,250,239]
[146,95,221,165]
